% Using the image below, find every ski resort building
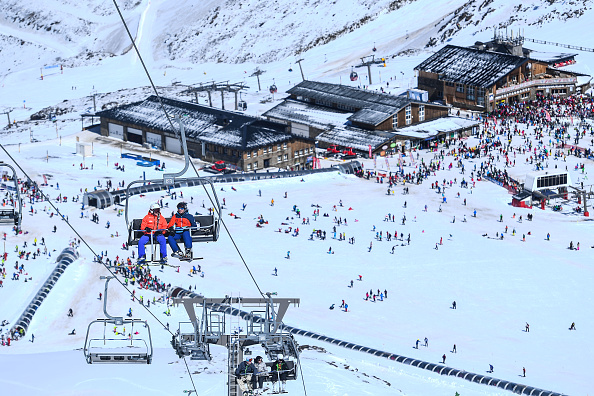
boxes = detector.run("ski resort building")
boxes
[415,41,591,112]
[96,96,315,171]
[263,81,476,155]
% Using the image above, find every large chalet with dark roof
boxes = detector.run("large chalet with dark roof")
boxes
[97,96,315,171]
[264,81,477,154]
[415,44,590,111]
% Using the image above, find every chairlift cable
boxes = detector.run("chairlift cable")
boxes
[1,144,198,391]
[111,0,297,390]
[111,0,266,300]
[111,0,181,141]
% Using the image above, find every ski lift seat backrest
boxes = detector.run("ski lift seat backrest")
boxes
[127,215,218,246]
[0,208,16,224]
[264,360,297,381]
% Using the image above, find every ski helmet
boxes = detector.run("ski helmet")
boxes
[177,202,187,210]
[277,354,284,360]
[150,203,160,212]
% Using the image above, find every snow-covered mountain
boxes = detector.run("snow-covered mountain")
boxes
[1,0,593,69]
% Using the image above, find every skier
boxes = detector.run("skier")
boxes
[167,202,197,260]
[442,354,446,364]
[235,357,257,393]
[67,308,73,317]
[424,337,428,347]
[274,267,277,276]
[525,322,530,332]
[271,354,289,394]
[416,339,420,349]
[489,364,494,373]
[569,322,576,330]
[138,203,168,265]
[452,301,456,309]
[254,356,268,394]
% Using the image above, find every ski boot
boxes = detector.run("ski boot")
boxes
[184,248,193,260]
[171,250,184,259]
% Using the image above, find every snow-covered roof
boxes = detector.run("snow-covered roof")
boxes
[393,116,480,140]
[97,96,291,150]
[528,50,577,64]
[286,81,442,126]
[415,45,529,88]
[316,127,394,151]
[262,99,351,130]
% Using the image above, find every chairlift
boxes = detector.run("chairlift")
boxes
[288,67,293,72]
[124,116,221,265]
[83,276,153,364]
[372,42,377,52]
[0,162,22,233]
[238,100,247,111]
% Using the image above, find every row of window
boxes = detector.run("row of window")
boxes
[246,154,291,171]
[393,104,425,128]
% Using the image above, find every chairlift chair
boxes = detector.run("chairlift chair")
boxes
[269,84,278,94]
[84,276,153,364]
[124,116,221,265]
[0,163,22,233]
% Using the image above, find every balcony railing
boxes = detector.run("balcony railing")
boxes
[496,77,577,96]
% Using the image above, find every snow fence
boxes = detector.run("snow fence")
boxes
[11,247,79,337]
[170,287,566,396]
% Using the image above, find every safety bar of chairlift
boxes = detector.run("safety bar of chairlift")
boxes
[84,318,153,364]
[124,115,220,226]
[124,178,221,228]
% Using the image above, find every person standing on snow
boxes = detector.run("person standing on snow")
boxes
[167,202,197,260]
[138,203,168,264]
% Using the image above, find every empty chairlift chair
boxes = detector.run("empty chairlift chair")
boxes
[0,163,22,233]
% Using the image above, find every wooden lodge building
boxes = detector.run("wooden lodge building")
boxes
[96,96,315,171]
[415,40,591,112]
[263,80,478,154]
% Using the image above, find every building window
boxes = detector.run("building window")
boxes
[419,105,425,122]
[466,86,475,101]
[253,162,257,170]
[284,154,288,161]
[456,84,464,93]
[477,87,485,106]
[283,142,287,149]
[268,146,273,153]
[246,152,251,159]
[445,81,455,87]
[247,163,252,170]
[277,155,282,162]
[253,150,257,158]
[294,151,299,158]
[405,105,412,125]
[392,114,398,130]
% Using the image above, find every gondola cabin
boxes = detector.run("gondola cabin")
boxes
[269,84,278,94]
[238,100,247,111]
[350,71,358,81]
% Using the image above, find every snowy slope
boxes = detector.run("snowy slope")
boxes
[0,0,594,394]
